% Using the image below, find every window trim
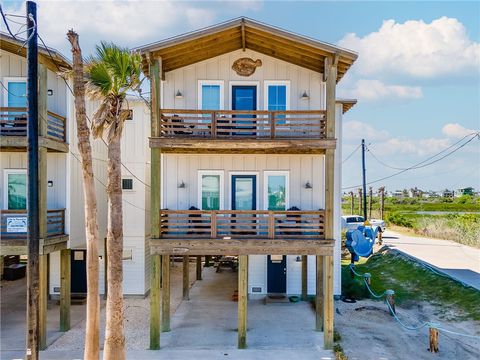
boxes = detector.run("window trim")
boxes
[3,169,27,210]
[2,77,27,107]
[263,80,290,112]
[198,80,224,110]
[263,170,290,211]
[197,170,224,210]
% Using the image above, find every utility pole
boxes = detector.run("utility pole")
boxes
[361,139,367,221]
[379,186,385,220]
[368,186,373,219]
[26,2,39,359]
[350,191,354,214]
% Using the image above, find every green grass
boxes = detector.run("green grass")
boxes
[341,251,480,321]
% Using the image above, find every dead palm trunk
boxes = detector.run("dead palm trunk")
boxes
[67,30,100,360]
[103,131,125,360]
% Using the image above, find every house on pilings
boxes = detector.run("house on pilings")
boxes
[134,17,358,350]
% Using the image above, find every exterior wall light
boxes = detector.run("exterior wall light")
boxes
[304,181,312,189]
[175,90,183,99]
[47,89,54,96]
[178,180,186,188]
[300,90,309,100]
[296,256,301,262]
[47,180,54,187]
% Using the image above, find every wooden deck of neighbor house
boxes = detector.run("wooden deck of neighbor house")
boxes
[0,107,68,152]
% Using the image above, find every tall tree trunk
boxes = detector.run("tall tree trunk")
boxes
[103,133,125,360]
[67,30,100,360]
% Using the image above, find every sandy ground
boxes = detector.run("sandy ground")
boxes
[49,260,197,350]
[335,298,480,360]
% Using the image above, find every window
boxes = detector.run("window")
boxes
[264,81,289,124]
[122,178,133,190]
[3,79,27,108]
[264,171,289,211]
[198,171,224,210]
[4,170,27,210]
[198,81,224,110]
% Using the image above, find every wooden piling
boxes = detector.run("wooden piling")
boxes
[301,255,308,301]
[429,327,439,353]
[196,256,202,280]
[237,255,248,349]
[315,255,323,331]
[60,249,71,331]
[183,255,190,300]
[323,255,334,349]
[150,254,161,349]
[161,255,170,332]
[38,254,48,350]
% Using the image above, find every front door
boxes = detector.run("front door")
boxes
[231,175,256,211]
[267,255,287,293]
[71,250,87,294]
[232,85,257,134]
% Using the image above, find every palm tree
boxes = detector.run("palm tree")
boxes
[67,30,101,360]
[86,42,142,360]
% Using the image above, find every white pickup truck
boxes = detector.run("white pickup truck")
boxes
[341,215,386,233]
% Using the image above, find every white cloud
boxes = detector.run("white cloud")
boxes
[343,121,389,141]
[338,17,480,79]
[343,79,422,101]
[442,123,478,138]
[372,137,451,157]
[3,0,219,55]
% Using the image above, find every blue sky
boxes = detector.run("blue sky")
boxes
[3,0,479,193]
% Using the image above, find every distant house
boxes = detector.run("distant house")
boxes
[392,190,404,198]
[443,189,455,198]
[408,187,423,198]
[459,187,475,196]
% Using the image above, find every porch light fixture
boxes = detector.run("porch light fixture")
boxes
[47,180,54,187]
[304,181,312,189]
[47,89,53,96]
[175,89,183,99]
[178,180,186,188]
[300,90,309,100]
[296,256,301,262]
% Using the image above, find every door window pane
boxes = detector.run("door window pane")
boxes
[201,85,220,110]
[201,175,220,210]
[267,175,286,211]
[234,177,254,210]
[7,173,27,210]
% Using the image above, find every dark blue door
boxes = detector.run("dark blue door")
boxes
[71,250,87,294]
[231,175,256,210]
[232,85,257,134]
[267,255,287,293]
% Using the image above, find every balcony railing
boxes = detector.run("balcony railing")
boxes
[0,209,65,241]
[0,107,67,142]
[160,109,326,139]
[160,209,325,239]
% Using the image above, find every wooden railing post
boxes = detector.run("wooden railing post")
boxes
[211,212,217,238]
[268,211,275,239]
[270,112,276,139]
[211,112,217,139]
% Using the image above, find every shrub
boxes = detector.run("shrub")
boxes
[386,212,415,228]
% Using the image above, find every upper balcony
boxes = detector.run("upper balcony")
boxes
[0,107,68,153]
[150,109,336,154]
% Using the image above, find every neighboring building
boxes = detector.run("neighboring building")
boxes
[443,189,455,198]
[392,190,404,198]
[134,17,358,350]
[458,187,475,196]
[0,33,108,348]
[409,187,423,198]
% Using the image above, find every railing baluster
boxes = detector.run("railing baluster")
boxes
[211,111,217,139]
[270,112,275,139]
[211,212,217,238]
[268,211,275,239]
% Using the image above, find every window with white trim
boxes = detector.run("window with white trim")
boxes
[4,169,27,210]
[198,81,224,110]
[264,171,289,211]
[198,170,224,210]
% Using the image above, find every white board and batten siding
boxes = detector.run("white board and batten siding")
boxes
[162,48,326,110]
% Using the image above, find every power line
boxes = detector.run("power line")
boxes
[342,144,361,164]
[342,133,479,190]
[366,132,480,171]
[36,33,151,189]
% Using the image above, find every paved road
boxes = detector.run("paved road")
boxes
[382,230,480,290]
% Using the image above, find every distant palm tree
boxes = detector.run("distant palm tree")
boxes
[86,42,142,360]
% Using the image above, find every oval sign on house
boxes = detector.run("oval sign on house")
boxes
[232,58,262,76]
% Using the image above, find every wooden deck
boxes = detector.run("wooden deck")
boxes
[151,209,333,255]
[151,109,335,153]
[0,107,68,152]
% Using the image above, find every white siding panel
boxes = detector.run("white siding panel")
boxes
[248,255,267,294]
